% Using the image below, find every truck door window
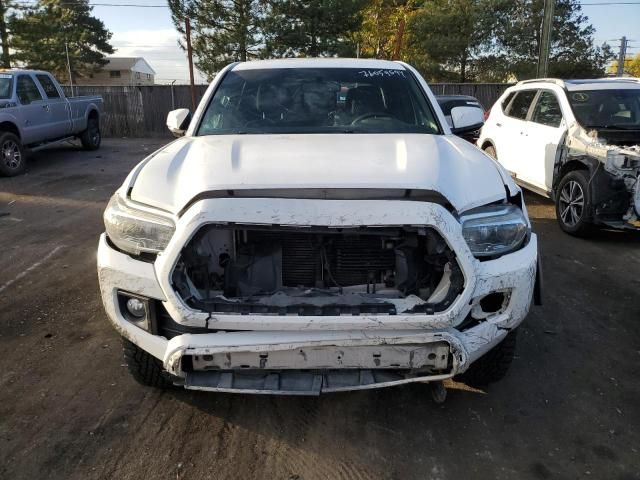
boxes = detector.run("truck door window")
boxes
[531,91,563,127]
[0,74,12,99]
[16,75,43,105]
[35,74,61,99]
[506,90,536,120]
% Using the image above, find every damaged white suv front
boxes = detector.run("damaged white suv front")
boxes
[98,59,540,396]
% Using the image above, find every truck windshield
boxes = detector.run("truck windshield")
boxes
[568,88,640,129]
[0,75,12,99]
[197,68,441,135]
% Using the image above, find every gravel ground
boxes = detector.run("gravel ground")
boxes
[0,138,639,480]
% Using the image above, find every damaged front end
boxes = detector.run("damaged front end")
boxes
[559,123,640,229]
[172,225,463,318]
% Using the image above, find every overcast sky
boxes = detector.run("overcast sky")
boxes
[94,0,640,85]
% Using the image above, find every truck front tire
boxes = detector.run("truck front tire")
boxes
[121,337,174,389]
[80,117,101,151]
[457,329,518,387]
[0,132,26,176]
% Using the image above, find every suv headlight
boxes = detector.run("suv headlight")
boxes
[104,194,175,255]
[460,204,529,258]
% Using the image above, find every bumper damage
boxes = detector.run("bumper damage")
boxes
[98,199,538,394]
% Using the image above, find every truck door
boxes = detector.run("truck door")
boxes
[15,74,50,145]
[35,73,71,138]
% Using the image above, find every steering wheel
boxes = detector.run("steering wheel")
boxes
[350,112,396,125]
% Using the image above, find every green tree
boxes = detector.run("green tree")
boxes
[8,0,113,82]
[168,0,263,79]
[408,0,502,82]
[608,53,640,78]
[355,0,420,61]
[263,0,365,58]
[492,0,613,79]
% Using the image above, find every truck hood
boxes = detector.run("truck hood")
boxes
[129,134,508,215]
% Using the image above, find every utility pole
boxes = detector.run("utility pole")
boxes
[616,36,628,77]
[537,0,555,78]
[0,0,11,68]
[185,16,196,111]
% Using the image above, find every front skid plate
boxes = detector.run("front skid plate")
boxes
[184,369,453,395]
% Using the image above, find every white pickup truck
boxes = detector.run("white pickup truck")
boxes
[99,59,540,398]
[0,69,103,176]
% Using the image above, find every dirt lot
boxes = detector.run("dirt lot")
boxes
[0,138,639,480]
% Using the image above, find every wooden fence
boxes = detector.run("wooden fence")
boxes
[63,83,512,138]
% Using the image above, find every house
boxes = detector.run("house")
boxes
[77,57,156,86]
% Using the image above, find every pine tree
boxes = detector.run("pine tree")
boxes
[491,0,613,79]
[8,0,113,82]
[262,0,366,58]
[168,0,263,79]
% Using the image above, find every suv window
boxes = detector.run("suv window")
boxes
[16,75,43,105]
[501,92,515,111]
[568,89,640,129]
[36,74,60,99]
[531,91,563,127]
[506,90,536,120]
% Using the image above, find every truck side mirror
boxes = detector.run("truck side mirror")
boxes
[450,106,484,134]
[167,109,191,137]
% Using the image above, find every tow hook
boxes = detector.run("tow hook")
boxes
[430,380,447,404]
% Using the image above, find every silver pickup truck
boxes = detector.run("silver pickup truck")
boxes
[0,69,103,176]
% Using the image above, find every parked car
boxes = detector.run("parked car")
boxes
[0,69,103,176]
[98,59,540,397]
[478,78,640,235]
[436,94,485,142]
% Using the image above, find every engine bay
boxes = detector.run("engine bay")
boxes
[171,225,464,315]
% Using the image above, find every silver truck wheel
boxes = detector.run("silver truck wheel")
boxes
[0,132,26,176]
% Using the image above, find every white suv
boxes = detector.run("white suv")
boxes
[478,78,640,235]
[98,59,540,397]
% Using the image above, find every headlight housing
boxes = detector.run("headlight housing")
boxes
[460,204,529,258]
[104,194,175,255]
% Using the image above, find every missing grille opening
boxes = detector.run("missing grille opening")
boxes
[171,225,464,315]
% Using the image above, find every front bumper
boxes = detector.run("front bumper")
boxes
[98,199,538,394]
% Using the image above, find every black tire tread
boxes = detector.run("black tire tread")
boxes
[483,144,497,159]
[80,117,101,150]
[122,337,173,388]
[457,329,518,387]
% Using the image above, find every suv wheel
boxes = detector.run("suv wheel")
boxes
[483,144,497,159]
[0,132,26,176]
[555,170,594,236]
[457,329,518,387]
[80,116,101,150]
[122,337,174,388]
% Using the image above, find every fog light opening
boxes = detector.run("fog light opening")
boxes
[117,292,151,331]
[480,292,506,313]
[471,291,509,320]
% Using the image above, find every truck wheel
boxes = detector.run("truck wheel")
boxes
[555,170,594,237]
[0,132,26,176]
[80,117,101,150]
[483,144,497,159]
[121,337,174,388]
[457,329,518,387]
